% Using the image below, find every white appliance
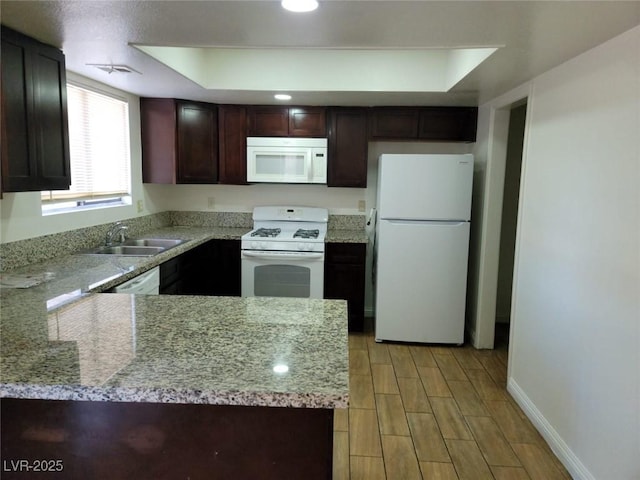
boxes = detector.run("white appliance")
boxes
[374,154,474,344]
[111,266,160,295]
[241,206,328,299]
[246,137,327,184]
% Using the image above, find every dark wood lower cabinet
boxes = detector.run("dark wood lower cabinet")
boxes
[324,243,366,332]
[159,239,241,296]
[1,398,333,480]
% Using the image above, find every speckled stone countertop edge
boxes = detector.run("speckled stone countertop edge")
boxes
[0,384,348,409]
[325,229,369,244]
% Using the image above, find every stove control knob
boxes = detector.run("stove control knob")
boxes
[260,242,268,249]
[297,242,305,251]
[251,241,259,249]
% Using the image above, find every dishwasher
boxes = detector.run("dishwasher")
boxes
[111,266,160,294]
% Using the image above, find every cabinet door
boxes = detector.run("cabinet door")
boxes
[176,101,218,183]
[1,27,70,192]
[209,239,241,296]
[324,243,366,332]
[327,108,368,188]
[159,255,182,294]
[247,106,289,137]
[218,105,247,184]
[160,240,241,296]
[289,107,326,137]
[1,34,34,190]
[141,98,178,184]
[369,108,419,139]
[418,107,478,142]
[31,42,71,189]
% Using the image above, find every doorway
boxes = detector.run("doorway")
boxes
[494,102,526,350]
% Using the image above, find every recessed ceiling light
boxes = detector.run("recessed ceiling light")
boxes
[281,0,318,13]
[274,94,292,101]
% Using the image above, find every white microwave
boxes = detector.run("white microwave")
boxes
[246,137,327,184]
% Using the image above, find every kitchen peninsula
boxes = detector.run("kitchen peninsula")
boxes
[0,228,349,479]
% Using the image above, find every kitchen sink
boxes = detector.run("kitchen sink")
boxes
[87,245,165,256]
[81,238,188,256]
[122,238,185,248]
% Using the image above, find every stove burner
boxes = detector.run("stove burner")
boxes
[251,228,281,238]
[294,229,320,239]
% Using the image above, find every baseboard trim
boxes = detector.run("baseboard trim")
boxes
[507,378,594,480]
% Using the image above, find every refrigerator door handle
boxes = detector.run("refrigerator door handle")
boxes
[366,208,377,226]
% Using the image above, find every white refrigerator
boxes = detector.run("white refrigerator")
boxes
[374,153,474,344]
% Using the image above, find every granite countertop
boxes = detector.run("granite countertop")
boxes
[0,226,249,301]
[326,229,369,244]
[0,225,351,409]
[0,293,349,408]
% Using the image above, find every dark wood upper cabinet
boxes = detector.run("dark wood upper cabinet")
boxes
[141,98,218,184]
[176,101,218,183]
[1,26,71,192]
[288,107,326,137]
[247,106,289,136]
[142,99,475,189]
[248,106,326,137]
[369,107,420,139]
[368,106,477,142]
[140,98,177,184]
[418,107,478,142]
[218,105,247,185]
[327,108,368,188]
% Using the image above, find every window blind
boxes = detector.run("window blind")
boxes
[42,83,131,204]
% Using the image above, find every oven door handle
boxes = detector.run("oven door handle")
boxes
[242,251,324,261]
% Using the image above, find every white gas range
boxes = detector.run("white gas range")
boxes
[241,206,328,299]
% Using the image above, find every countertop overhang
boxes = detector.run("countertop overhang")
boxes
[1,294,349,408]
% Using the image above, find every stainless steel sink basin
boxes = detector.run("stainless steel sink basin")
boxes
[86,245,165,256]
[122,238,185,248]
[81,238,188,256]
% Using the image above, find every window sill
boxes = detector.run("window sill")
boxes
[41,197,132,216]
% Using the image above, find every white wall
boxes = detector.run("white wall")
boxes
[0,73,160,243]
[144,183,365,215]
[498,26,639,479]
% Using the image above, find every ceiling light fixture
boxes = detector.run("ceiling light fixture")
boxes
[274,93,292,101]
[281,0,318,13]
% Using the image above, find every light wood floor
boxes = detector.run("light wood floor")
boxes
[333,327,572,480]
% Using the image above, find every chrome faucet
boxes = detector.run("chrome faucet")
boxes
[105,221,129,246]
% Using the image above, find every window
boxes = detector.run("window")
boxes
[41,83,131,214]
